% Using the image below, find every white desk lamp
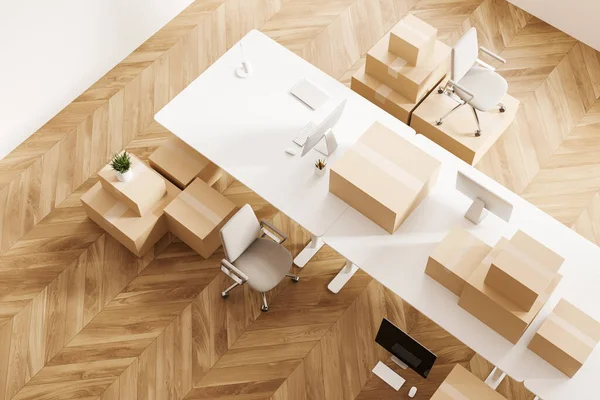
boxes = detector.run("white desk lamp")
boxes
[236,41,252,78]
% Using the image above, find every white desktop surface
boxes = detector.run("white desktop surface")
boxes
[324,134,600,399]
[154,29,415,237]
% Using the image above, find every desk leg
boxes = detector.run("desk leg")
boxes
[533,397,540,400]
[484,367,506,390]
[294,234,324,268]
[328,259,359,294]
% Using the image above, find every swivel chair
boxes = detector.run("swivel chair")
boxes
[219,204,299,312]
[436,27,508,137]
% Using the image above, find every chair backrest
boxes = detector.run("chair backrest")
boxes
[219,204,261,262]
[452,27,479,82]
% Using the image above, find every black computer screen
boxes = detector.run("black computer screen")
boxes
[375,318,437,378]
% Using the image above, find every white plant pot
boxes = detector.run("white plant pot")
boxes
[116,169,133,182]
[315,167,326,177]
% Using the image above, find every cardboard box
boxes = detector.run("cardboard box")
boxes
[365,32,450,103]
[431,364,507,399]
[458,238,562,344]
[485,244,555,311]
[81,179,180,257]
[389,15,437,66]
[528,299,600,377]
[410,83,519,165]
[329,122,440,234]
[425,228,491,296]
[99,152,167,217]
[164,178,237,258]
[510,230,564,273]
[149,136,222,189]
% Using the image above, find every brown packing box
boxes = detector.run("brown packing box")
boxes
[81,179,180,257]
[528,299,600,377]
[388,14,437,66]
[365,32,450,103]
[510,230,564,273]
[431,364,507,400]
[164,178,237,259]
[425,228,491,296]
[329,122,440,234]
[485,244,555,312]
[149,136,222,189]
[99,152,167,217]
[458,238,562,344]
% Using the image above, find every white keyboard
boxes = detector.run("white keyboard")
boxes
[293,121,317,147]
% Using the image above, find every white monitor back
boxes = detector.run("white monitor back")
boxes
[456,170,513,223]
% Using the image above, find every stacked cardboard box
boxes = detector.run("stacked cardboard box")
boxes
[82,152,181,257]
[431,364,507,399]
[329,122,440,234]
[426,229,564,344]
[351,15,450,124]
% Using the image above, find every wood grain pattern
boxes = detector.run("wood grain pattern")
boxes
[2,0,600,399]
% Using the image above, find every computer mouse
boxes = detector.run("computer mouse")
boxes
[408,386,417,398]
[285,147,297,155]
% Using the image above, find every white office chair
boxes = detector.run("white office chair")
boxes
[436,27,508,137]
[219,204,299,312]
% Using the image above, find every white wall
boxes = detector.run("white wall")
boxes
[0,0,193,159]
[508,0,600,51]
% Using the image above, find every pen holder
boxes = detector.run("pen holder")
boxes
[315,159,327,176]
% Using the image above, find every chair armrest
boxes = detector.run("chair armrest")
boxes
[479,46,506,64]
[220,259,249,284]
[448,80,475,103]
[260,219,288,244]
[475,58,496,71]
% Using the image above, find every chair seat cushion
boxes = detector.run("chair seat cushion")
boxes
[233,238,293,293]
[457,66,508,111]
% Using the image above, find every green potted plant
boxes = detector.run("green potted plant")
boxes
[110,151,133,182]
[314,158,327,176]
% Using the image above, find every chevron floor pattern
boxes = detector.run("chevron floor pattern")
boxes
[1,0,599,399]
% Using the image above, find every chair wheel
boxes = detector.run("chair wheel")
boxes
[474,130,481,137]
[499,105,506,113]
[437,87,444,94]
[291,276,300,283]
[221,292,229,298]
[261,305,269,312]
[435,119,443,126]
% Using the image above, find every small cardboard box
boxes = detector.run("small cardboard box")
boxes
[81,179,180,257]
[388,15,437,66]
[485,245,555,311]
[99,152,167,217]
[329,122,440,234]
[458,238,562,344]
[528,299,600,378]
[425,228,491,296]
[149,136,221,189]
[164,178,237,259]
[365,32,450,103]
[431,364,507,399]
[510,230,564,273]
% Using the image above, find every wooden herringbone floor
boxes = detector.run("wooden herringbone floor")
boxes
[1,0,598,399]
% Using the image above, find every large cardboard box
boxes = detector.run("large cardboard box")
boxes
[99,152,167,217]
[528,299,600,377]
[388,15,437,66]
[425,228,491,296]
[149,136,222,189]
[329,122,440,234]
[431,364,507,399]
[458,238,562,344]
[164,178,237,259]
[81,179,179,257]
[365,32,450,103]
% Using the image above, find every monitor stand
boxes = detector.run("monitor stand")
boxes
[315,128,338,156]
[391,356,408,369]
[465,197,486,224]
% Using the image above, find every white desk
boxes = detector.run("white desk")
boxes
[155,29,415,268]
[156,29,600,400]
[323,134,600,399]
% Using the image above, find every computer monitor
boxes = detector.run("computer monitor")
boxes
[456,171,513,224]
[375,318,437,379]
[301,99,347,157]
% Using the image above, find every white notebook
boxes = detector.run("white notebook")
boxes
[290,78,330,110]
[372,361,406,391]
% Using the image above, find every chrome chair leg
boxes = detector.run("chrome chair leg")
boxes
[261,292,269,312]
[221,282,240,298]
[436,102,466,126]
[286,273,300,283]
[499,103,506,113]
[472,107,482,137]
